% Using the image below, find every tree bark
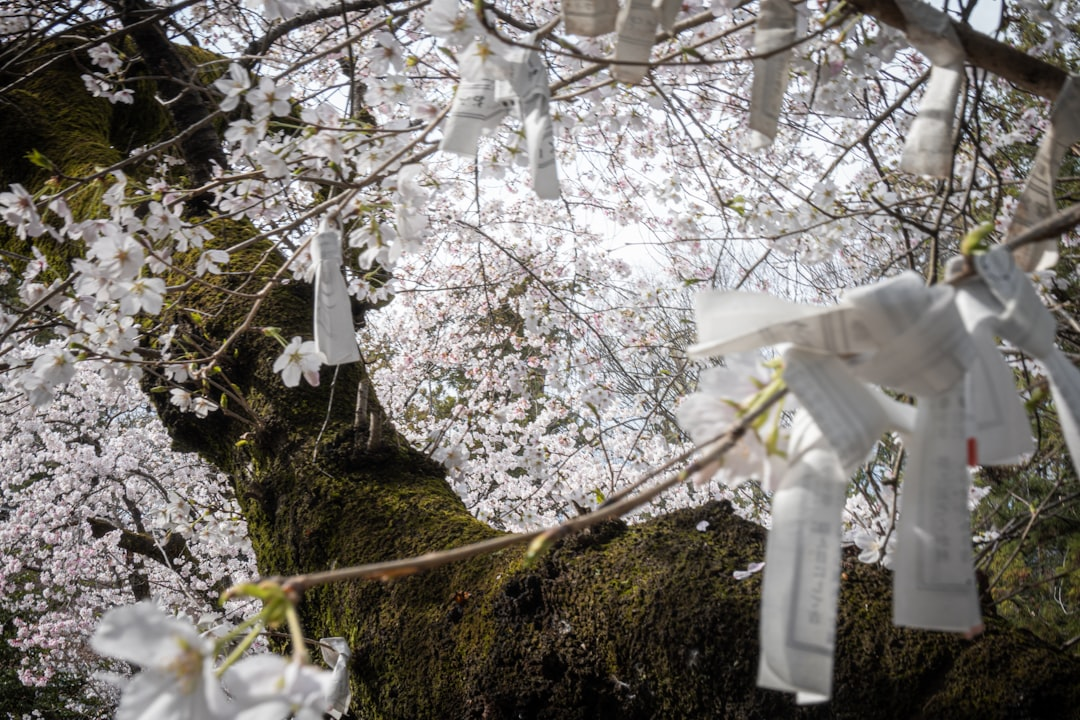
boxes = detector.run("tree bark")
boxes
[2,33,1080,720]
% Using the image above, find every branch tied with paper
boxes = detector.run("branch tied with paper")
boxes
[680,243,1080,704]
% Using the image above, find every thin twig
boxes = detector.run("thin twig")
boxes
[271,388,787,594]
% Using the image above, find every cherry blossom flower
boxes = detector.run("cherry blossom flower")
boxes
[170,389,219,418]
[192,396,220,418]
[91,602,229,720]
[31,347,76,386]
[143,201,184,240]
[223,655,336,720]
[225,119,267,155]
[273,337,326,387]
[196,249,230,276]
[366,32,405,74]
[214,63,250,112]
[423,0,482,45]
[170,387,195,411]
[89,233,145,281]
[0,183,46,239]
[433,443,469,469]
[246,0,309,21]
[117,277,166,315]
[14,369,54,408]
[676,354,789,489]
[247,77,294,119]
[88,44,123,73]
[254,146,290,178]
[733,561,765,580]
[81,73,134,104]
[852,529,895,568]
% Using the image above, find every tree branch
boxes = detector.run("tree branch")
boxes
[88,516,190,568]
[847,0,1069,101]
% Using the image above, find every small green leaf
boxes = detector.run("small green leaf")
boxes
[26,149,54,171]
[960,221,995,256]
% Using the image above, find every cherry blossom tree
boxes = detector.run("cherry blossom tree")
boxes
[2,0,1080,716]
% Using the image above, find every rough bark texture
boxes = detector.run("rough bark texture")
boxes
[2,35,1080,720]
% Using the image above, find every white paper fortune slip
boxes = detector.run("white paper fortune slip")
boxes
[748,0,801,150]
[611,0,658,83]
[654,0,681,35]
[312,220,360,366]
[964,247,1080,478]
[503,42,561,199]
[441,79,512,156]
[757,415,846,705]
[687,269,1022,701]
[895,0,965,178]
[563,0,617,36]
[1007,76,1080,271]
[320,636,353,719]
[440,40,560,199]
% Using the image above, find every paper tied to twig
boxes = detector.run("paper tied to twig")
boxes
[748,0,805,150]
[952,247,1080,479]
[563,0,617,36]
[503,41,560,199]
[756,412,847,704]
[611,0,658,83]
[312,220,360,367]
[895,0,965,178]
[320,636,353,718]
[688,272,996,701]
[440,39,560,199]
[1008,76,1080,271]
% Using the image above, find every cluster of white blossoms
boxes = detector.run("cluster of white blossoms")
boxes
[92,602,341,720]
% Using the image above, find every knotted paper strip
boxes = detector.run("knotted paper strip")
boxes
[612,0,658,83]
[895,0,965,178]
[440,41,560,199]
[654,0,681,34]
[503,42,560,199]
[943,255,1034,466]
[563,0,617,36]
[441,79,514,156]
[968,247,1080,478]
[320,636,353,719]
[892,383,982,632]
[849,278,981,632]
[1007,76,1080,271]
[962,329,1034,465]
[757,412,846,705]
[749,0,800,150]
[312,221,360,366]
[688,270,1015,701]
[759,350,904,703]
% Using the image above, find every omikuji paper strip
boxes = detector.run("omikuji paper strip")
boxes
[686,266,1028,701]
[320,637,353,719]
[969,247,1080,478]
[563,0,617,36]
[440,41,560,198]
[895,0,965,178]
[612,0,658,83]
[311,221,360,367]
[749,0,801,150]
[1007,76,1080,271]
[757,417,846,705]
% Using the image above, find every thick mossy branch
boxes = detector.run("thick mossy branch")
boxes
[3,30,1080,720]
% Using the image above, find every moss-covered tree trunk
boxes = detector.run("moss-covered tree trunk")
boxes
[2,36,1080,720]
